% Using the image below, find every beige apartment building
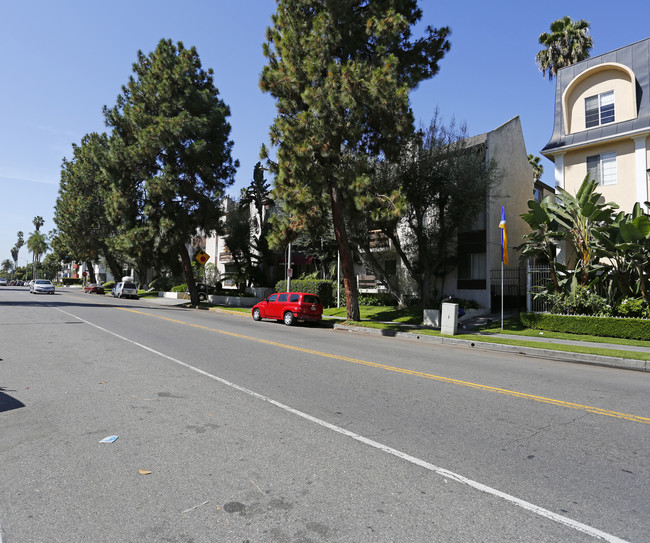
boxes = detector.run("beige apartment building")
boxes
[541,37,650,212]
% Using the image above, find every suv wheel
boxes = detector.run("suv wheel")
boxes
[198,292,207,302]
[252,308,262,321]
[283,311,295,326]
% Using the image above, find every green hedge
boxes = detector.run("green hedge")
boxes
[520,313,650,341]
[274,279,334,307]
[61,277,83,285]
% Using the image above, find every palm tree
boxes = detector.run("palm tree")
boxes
[1,259,13,275]
[32,216,44,232]
[528,154,544,183]
[27,231,49,279]
[10,246,19,275]
[536,16,593,81]
[12,232,24,278]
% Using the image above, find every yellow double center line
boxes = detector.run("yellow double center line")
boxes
[120,306,650,425]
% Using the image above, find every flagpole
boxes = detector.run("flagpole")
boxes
[499,205,508,331]
[501,259,504,331]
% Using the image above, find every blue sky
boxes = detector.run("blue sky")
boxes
[1,0,649,266]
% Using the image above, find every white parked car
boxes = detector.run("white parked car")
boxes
[111,282,139,299]
[0,278,7,286]
[30,279,55,294]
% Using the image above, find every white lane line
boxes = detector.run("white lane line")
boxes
[55,307,629,543]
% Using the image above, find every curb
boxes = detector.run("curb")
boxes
[333,324,649,372]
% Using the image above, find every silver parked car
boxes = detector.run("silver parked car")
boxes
[30,279,55,294]
[111,282,139,299]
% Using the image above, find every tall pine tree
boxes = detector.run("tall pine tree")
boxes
[55,133,123,281]
[104,39,238,304]
[260,0,450,319]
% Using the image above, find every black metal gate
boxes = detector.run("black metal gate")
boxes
[490,267,526,312]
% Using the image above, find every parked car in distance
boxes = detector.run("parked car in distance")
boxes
[84,283,105,295]
[111,282,138,299]
[252,292,323,326]
[30,279,55,294]
[0,278,7,286]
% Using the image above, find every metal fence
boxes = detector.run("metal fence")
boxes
[527,265,553,313]
[489,265,555,313]
[490,267,527,312]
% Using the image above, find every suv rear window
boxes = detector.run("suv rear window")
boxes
[124,283,137,289]
[303,295,319,304]
[289,294,300,302]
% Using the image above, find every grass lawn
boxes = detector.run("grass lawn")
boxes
[326,308,650,361]
[138,291,161,298]
[209,305,250,314]
[203,302,649,359]
[476,316,650,348]
[337,320,650,361]
[323,305,423,324]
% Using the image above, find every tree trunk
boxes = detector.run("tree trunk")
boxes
[421,267,432,308]
[330,184,360,321]
[85,261,97,284]
[179,244,199,306]
[100,242,124,283]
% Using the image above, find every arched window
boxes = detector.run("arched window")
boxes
[562,63,637,135]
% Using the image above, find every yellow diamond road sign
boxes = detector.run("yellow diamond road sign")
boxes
[195,250,210,265]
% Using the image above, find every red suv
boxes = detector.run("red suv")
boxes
[252,292,323,326]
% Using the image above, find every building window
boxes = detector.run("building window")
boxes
[587,152,617,186]
[457,252,487,290]
[458,252,486,279]
[457,228,487,290]
[585,91,614,128]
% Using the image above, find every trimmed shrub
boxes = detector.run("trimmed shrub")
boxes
[275,279,334,307]
[149,276,175,292]
[171,284,188,293]
[616,298,649,319]
[61,277,83,286]
[358,293,397,306]
[520,312,650,341]
[103,281,115,290]
[542,287,611,316]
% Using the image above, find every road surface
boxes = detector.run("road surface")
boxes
[1,287,648,542]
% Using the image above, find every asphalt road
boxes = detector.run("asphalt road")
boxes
[1,287,648,543]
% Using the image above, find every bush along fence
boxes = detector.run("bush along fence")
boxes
[520,313,650,341]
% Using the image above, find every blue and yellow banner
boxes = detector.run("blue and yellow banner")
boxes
[499,206,508,266]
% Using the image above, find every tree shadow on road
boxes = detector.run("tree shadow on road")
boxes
[0,387,25,413]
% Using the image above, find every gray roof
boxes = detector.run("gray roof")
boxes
[542,37,650,158]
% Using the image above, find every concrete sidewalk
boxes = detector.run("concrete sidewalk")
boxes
[473,330,650,354]
[332,314,650,373]
[141,296,190,307]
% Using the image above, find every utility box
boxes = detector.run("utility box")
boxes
[441,303,458,335]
